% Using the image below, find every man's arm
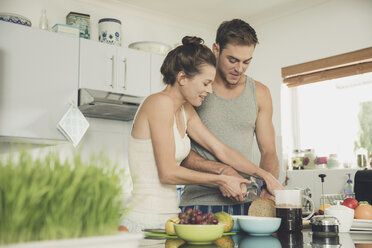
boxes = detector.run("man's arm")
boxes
[255,81,279,178]
[181,150,247,201]
[255,82,280,200]
[181,150,227,175]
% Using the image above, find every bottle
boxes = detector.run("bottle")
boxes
[39,9,49,30]
[343,173,354,197]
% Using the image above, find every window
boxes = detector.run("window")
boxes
[282,47,372,169]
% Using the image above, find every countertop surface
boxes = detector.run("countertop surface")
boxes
[139,229,372,247]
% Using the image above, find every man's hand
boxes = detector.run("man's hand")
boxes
[219,166,248,202]
[259,186,275,201]
[263,173,284,196]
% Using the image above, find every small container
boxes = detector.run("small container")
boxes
[98,18,121,46]
[315,156,328,169]
[291,149,304,170]
[303,149,316,169]
[66,12,90,39]
[327,154,340,169]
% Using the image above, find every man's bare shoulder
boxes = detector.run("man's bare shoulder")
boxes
[254,80,270,93]
[254,80,273,111]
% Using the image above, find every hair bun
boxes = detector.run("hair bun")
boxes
[182,36,204,46]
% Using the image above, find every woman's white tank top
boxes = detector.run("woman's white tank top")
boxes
[122,103,190,232]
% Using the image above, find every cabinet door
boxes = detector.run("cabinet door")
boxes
[79,39,117,92]
[117,48,150,97]
[150,54,166,94]
[0,22,78,142]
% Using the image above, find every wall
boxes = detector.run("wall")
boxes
[0,0,215,203]
[248,0,372,184]
[2,0,371,199]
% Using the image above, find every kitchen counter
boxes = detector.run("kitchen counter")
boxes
[139,229,372,247]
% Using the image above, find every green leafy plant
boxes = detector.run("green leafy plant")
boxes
[355,101,372,154]
[0,150,125,245]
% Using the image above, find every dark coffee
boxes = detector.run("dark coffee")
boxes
[276,207,303,232]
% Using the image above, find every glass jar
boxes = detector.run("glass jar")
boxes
[356,148,368,168]
[327,154,340,169]
[303,149,316,169]
[291,149,304,170]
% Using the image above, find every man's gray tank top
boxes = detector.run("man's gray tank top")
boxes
[180,76,259,206]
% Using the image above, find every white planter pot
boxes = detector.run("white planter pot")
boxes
[1,233,143,248]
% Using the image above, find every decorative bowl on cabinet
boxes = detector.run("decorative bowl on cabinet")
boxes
[0,13,31,27]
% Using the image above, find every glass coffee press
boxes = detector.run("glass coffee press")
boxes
[311,174,340,237]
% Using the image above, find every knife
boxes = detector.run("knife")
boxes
[246,192,259,201]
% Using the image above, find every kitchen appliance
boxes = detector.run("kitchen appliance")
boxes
[78,88,143,121]
[354,169,372,204]
[311,174,340,237]
[294,187,313,217]
[275,189,314,233]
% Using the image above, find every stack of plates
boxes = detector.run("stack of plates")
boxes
[351,219,372,231]
[0,12,31,27]
[129,41,172,56]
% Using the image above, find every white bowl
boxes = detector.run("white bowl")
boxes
[128,41,172,56]
[0,12,31,27]
[325,205,354,232]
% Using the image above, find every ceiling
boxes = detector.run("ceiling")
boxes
[111,0,329,28]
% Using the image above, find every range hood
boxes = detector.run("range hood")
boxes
[78,88,143,121]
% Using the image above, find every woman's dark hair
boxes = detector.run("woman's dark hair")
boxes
[216,19,258,52]
[161,36,216,85]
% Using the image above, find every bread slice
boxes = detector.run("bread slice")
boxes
[248,198,276,217]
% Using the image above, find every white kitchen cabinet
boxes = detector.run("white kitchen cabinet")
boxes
[150,54,166,94]
[79,39,151,97]
[0,22,78,143]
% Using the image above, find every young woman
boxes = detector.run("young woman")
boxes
[121,36,282,232]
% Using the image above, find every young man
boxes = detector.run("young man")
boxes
[180,19,282,215]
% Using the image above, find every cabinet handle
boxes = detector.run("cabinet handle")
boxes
[123,58,127,90]
[110,56,114,88]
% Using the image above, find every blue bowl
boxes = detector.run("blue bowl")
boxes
[240,235,282,248]
[238,216,281,236]
[231,215,242,232]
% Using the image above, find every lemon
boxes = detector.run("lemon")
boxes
[165,217,180,235]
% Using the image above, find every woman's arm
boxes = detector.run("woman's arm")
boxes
[142,95,250,201]
[184,103,284,195]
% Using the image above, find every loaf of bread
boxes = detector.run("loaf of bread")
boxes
[248,198,276,217]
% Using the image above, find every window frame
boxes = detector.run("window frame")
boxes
[282,47,372,88]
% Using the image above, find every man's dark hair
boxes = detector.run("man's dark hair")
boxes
[216,19,259,51]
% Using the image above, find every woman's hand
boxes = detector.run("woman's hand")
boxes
[219,175,251,202]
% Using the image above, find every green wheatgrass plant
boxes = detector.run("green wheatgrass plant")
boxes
[0,150,126,245]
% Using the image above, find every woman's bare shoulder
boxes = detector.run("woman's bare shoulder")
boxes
[142,93,174,116]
